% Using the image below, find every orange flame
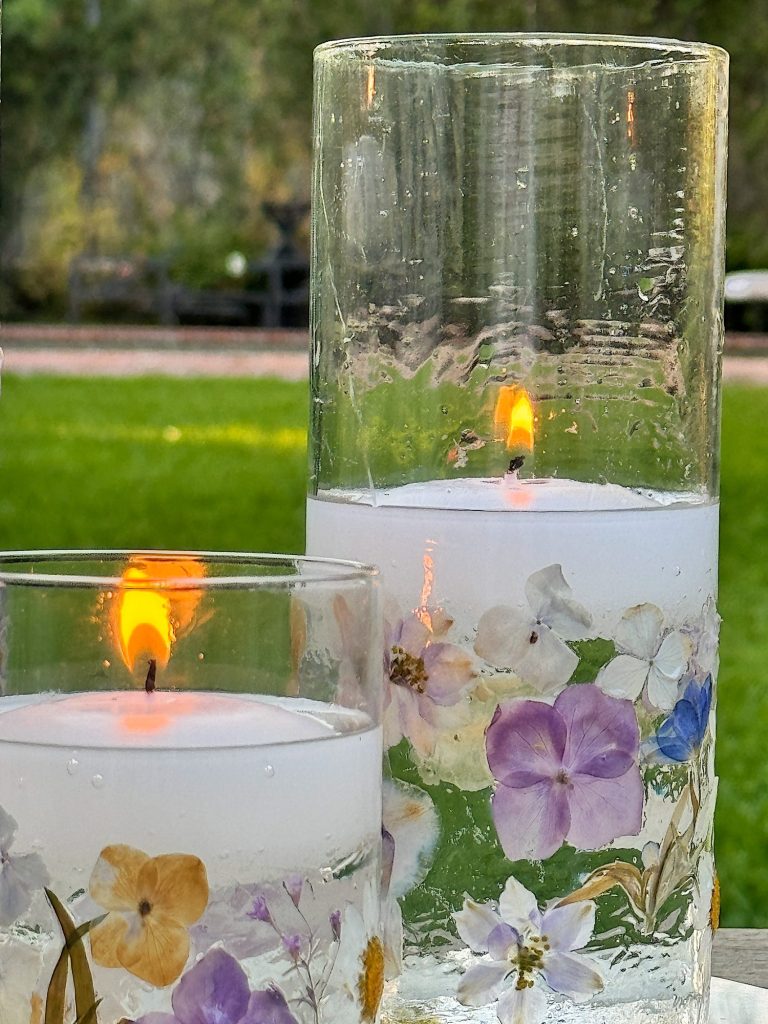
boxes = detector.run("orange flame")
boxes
[494,386,535,452]
[112,557,205,673]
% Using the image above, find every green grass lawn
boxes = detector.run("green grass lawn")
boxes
[0,374,766,926]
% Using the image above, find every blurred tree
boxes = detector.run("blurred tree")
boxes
[2,0,767,315]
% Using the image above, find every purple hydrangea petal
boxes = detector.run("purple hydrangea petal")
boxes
[556,685,639,779]
[492,780,570,861]
[564,768,644,851]
[241,987,298,1024]
[171,949,251,1024]
[486,701,567,788]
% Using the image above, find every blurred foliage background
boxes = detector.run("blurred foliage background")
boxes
[2,0,766,318]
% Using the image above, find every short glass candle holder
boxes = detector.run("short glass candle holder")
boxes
[0,551,383,1024]
[308,33,728,1024]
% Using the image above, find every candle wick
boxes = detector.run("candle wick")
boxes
[145,659,157,694]
[507,455,526,477]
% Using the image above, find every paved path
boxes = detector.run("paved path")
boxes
[0,346,310,379]
[2,346,767,383]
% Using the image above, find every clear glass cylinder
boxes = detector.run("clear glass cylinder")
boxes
[0,551,383,1024]
[308,34,727,1024]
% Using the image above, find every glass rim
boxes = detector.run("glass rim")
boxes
[0,549,379,590]
[315,32,728,65]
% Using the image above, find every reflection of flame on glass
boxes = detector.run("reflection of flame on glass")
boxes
[627,89,636,143]
[365,65,376,108]
[416,547,435,630]
[112,557,205,673]
[494,386,535,452]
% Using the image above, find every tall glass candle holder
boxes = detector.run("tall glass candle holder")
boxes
[0,551,383,1024]
[307,34,728,1024]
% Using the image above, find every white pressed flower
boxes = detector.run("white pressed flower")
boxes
[454,876,604,1024]
[596,603,692,710]
[324,880,384,1024]
[475,565,592,695]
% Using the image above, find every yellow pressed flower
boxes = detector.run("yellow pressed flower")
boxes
[710,872,721,931]
[89,844,209,988]
[358,935,385,1022]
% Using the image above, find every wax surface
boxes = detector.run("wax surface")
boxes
[326,477,698,512]
[0,691,335,748]
[308,486,719,633]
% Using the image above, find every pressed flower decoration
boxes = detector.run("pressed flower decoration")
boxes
[384,609,475,752]
[0,806,49,927]
[0,560,720,1024]
[485,684,643,861]
[475,565,592,694]
[652,676,713,762]
[134,949,298,1024]
[89,844,209,987]
[595,603,692,710]
[454,875,604,1024]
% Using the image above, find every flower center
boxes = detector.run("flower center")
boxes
[389,646,428,693]
[357,935,385,1022]
[555,768,570,786]
[511,935,549,989]
[138,899,152,917]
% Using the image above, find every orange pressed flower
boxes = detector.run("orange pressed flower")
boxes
[88,844,209,988]
[358,935,385,1022]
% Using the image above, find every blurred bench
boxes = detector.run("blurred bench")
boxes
[725,270,768,333]
[68,255,177,324]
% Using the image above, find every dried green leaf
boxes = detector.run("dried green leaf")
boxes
[46,889,100,1024]
[557,862,644,910]
[43,945,69,1024]
[74,1000,102,1024]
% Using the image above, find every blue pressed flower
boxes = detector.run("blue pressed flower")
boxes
[655,676,713,762]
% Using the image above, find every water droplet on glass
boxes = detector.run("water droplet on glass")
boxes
[67,758,80,776]
[198,652,205,661]
[673,566,682,577]
[101,659,111,670]
[92,774,105,789]
[264,764,275,778]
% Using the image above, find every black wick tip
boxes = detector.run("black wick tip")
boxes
[145,658,157,694]
[508,455,526,473]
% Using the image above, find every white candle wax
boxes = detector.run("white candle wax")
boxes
[0,690,336,748]
[307,478,718,632]
[0,691,381,892]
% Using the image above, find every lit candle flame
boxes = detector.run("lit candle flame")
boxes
[494,386,535,452]
[111,557,205,674]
